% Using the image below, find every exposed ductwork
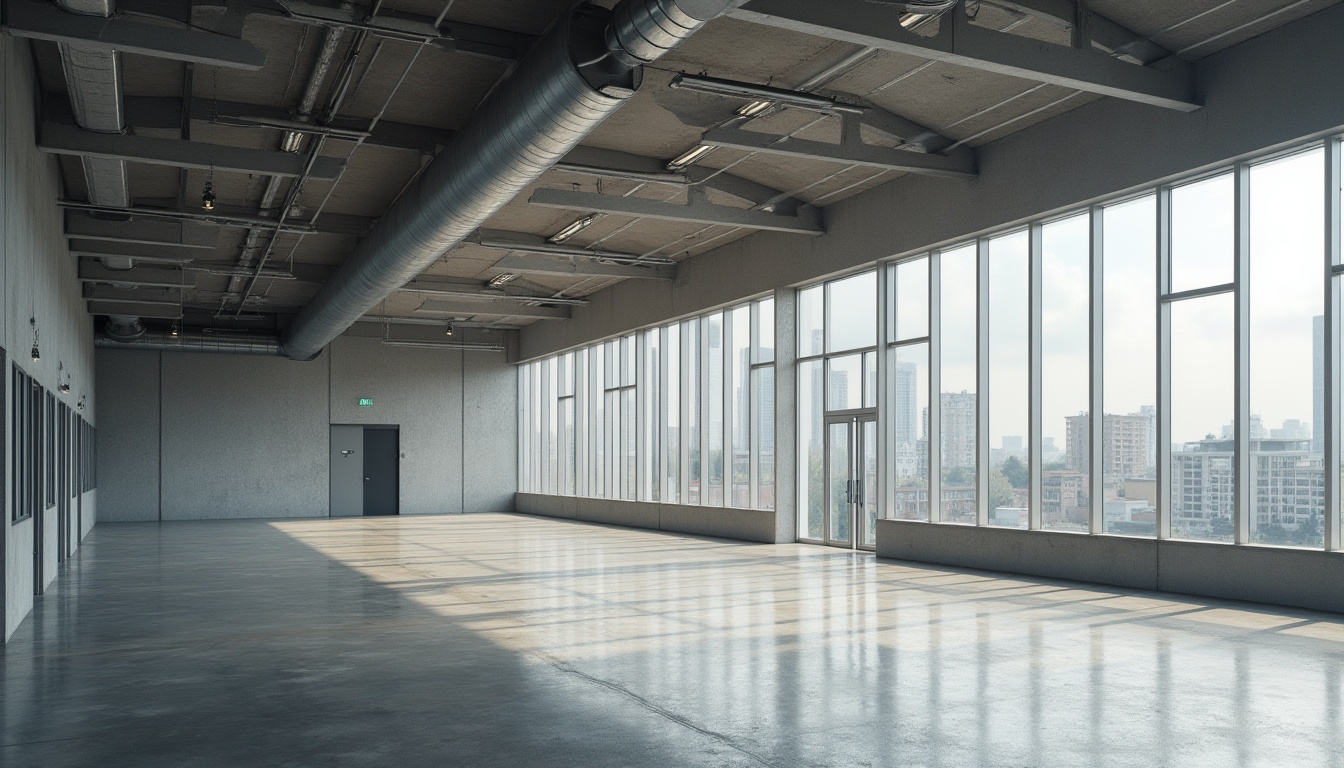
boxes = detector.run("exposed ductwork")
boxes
[278,0,746,361]
[96,325,284,356]
[55,0,130,210]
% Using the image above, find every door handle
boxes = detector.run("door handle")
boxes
[845,480,853,504]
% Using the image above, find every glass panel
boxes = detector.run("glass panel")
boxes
[592,349,606,498]
[891,257,929,342]
[1170,293,1235,542]
[546,358,558,495]
[753,297,775,364]
[605,389,618,499]
[1171,173,1235,292]
[828,421,852,543]
[826,271,877,353]
[988,231,1029,529]
[1103,195,1158,536]
[752,367,775,510]
[799,359,825,539]
[826,354,863,412]
[621,388,636,500]
[859,419,879,547]
[799,285,824,358]
[1042,214,1090,532]
[621,335,636,386]
[687,318,701,505]
[560,398,575,495]
[665,325,681,504]
[731,306,751,508]
[863,351,878,409]
[891,343,929,521]
[1250,149,1324,547]
[706,313,725,506]
[940,244,978,523]
[644,331,661,502]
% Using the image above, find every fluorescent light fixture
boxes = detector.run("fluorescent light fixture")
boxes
[667,144,716,170]
[549,214,600,243]
[669,73,865,115]
[488,274,518,287]
[737,100,773,117]
[476,235,674,265]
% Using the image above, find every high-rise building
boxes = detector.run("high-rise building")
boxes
[1171,437,1324,538]
[891,361,919,446]
[1065,411,1153,479]
[1314,314,1324,453]
[939,392,976,472]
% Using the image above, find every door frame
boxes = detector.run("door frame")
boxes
[822,410,878,550]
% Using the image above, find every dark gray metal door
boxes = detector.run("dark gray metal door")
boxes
[362,428,399,516]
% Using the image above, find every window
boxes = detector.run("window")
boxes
[519,299,776,512]
[940,245,978,524]
[1041,214,1091,532]
[987,231,1029,528]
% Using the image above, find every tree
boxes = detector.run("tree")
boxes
[988,467,1014,512]
[1001,455,1028,488]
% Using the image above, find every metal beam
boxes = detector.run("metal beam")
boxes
[730,0,1199,111]
[39,123,345,180]
[558,144,803,211]
[400,280,589,305]
[207,0,535,62]
[701,124,978,180]
[83,284,183,306]
[65,211,218,248]
[86,301,183,320]
[69,238,206,263]
[987,1,1173,64]
[78,260,190,289]
[61,200,370,236]
[489,253,676,280]
[528,188,824,235]
[414,299,571,320]
[3,0,266,69]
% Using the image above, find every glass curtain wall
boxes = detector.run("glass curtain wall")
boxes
[519,298,776,512]
[793,135,1344,553]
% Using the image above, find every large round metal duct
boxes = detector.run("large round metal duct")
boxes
[278,0,742,361]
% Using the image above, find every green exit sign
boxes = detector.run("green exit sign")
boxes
[357,398,374,407]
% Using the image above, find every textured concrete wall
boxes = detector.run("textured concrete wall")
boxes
[518,5,1344,361]
[875,519,1344,615]
[94,350,160,522]
[330,335,461,515]
[160,353,329,520]
[2,37,98,641]
[96,336,516,521]
[515,493,785,544]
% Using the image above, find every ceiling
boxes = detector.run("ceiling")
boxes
[16,0,1340,334]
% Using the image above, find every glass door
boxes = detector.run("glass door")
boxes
[823,414,879,549]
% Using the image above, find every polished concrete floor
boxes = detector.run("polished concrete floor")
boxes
[4,515,1344,767]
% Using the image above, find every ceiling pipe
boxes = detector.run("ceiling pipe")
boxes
[96,325,284,356]
[278,0,748,361]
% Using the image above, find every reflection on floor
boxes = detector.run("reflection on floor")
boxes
[4,513,1343,767]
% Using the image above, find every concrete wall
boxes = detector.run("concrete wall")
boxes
[515,493,785,544]
[96,330,516,521]
[2,37,98,641]
[875,519,1344,615]
[518,3,1344,361]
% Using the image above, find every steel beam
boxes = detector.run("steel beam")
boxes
[701,125,977,180]
[65,211,218,248]
[78,260,190,289]
[83,284,183,306]
[206,0,535,62]
[86,301,183,320]
[61,201,370,236]
[414,299,571,320]
[559,144,803,211]
[4,0,266,69]
[489,253,675,280]
[730,0,1199,111]
[528,188,824,235]
[69,238,205,263]
[39,123,345,179]
[988,1,1173,64]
